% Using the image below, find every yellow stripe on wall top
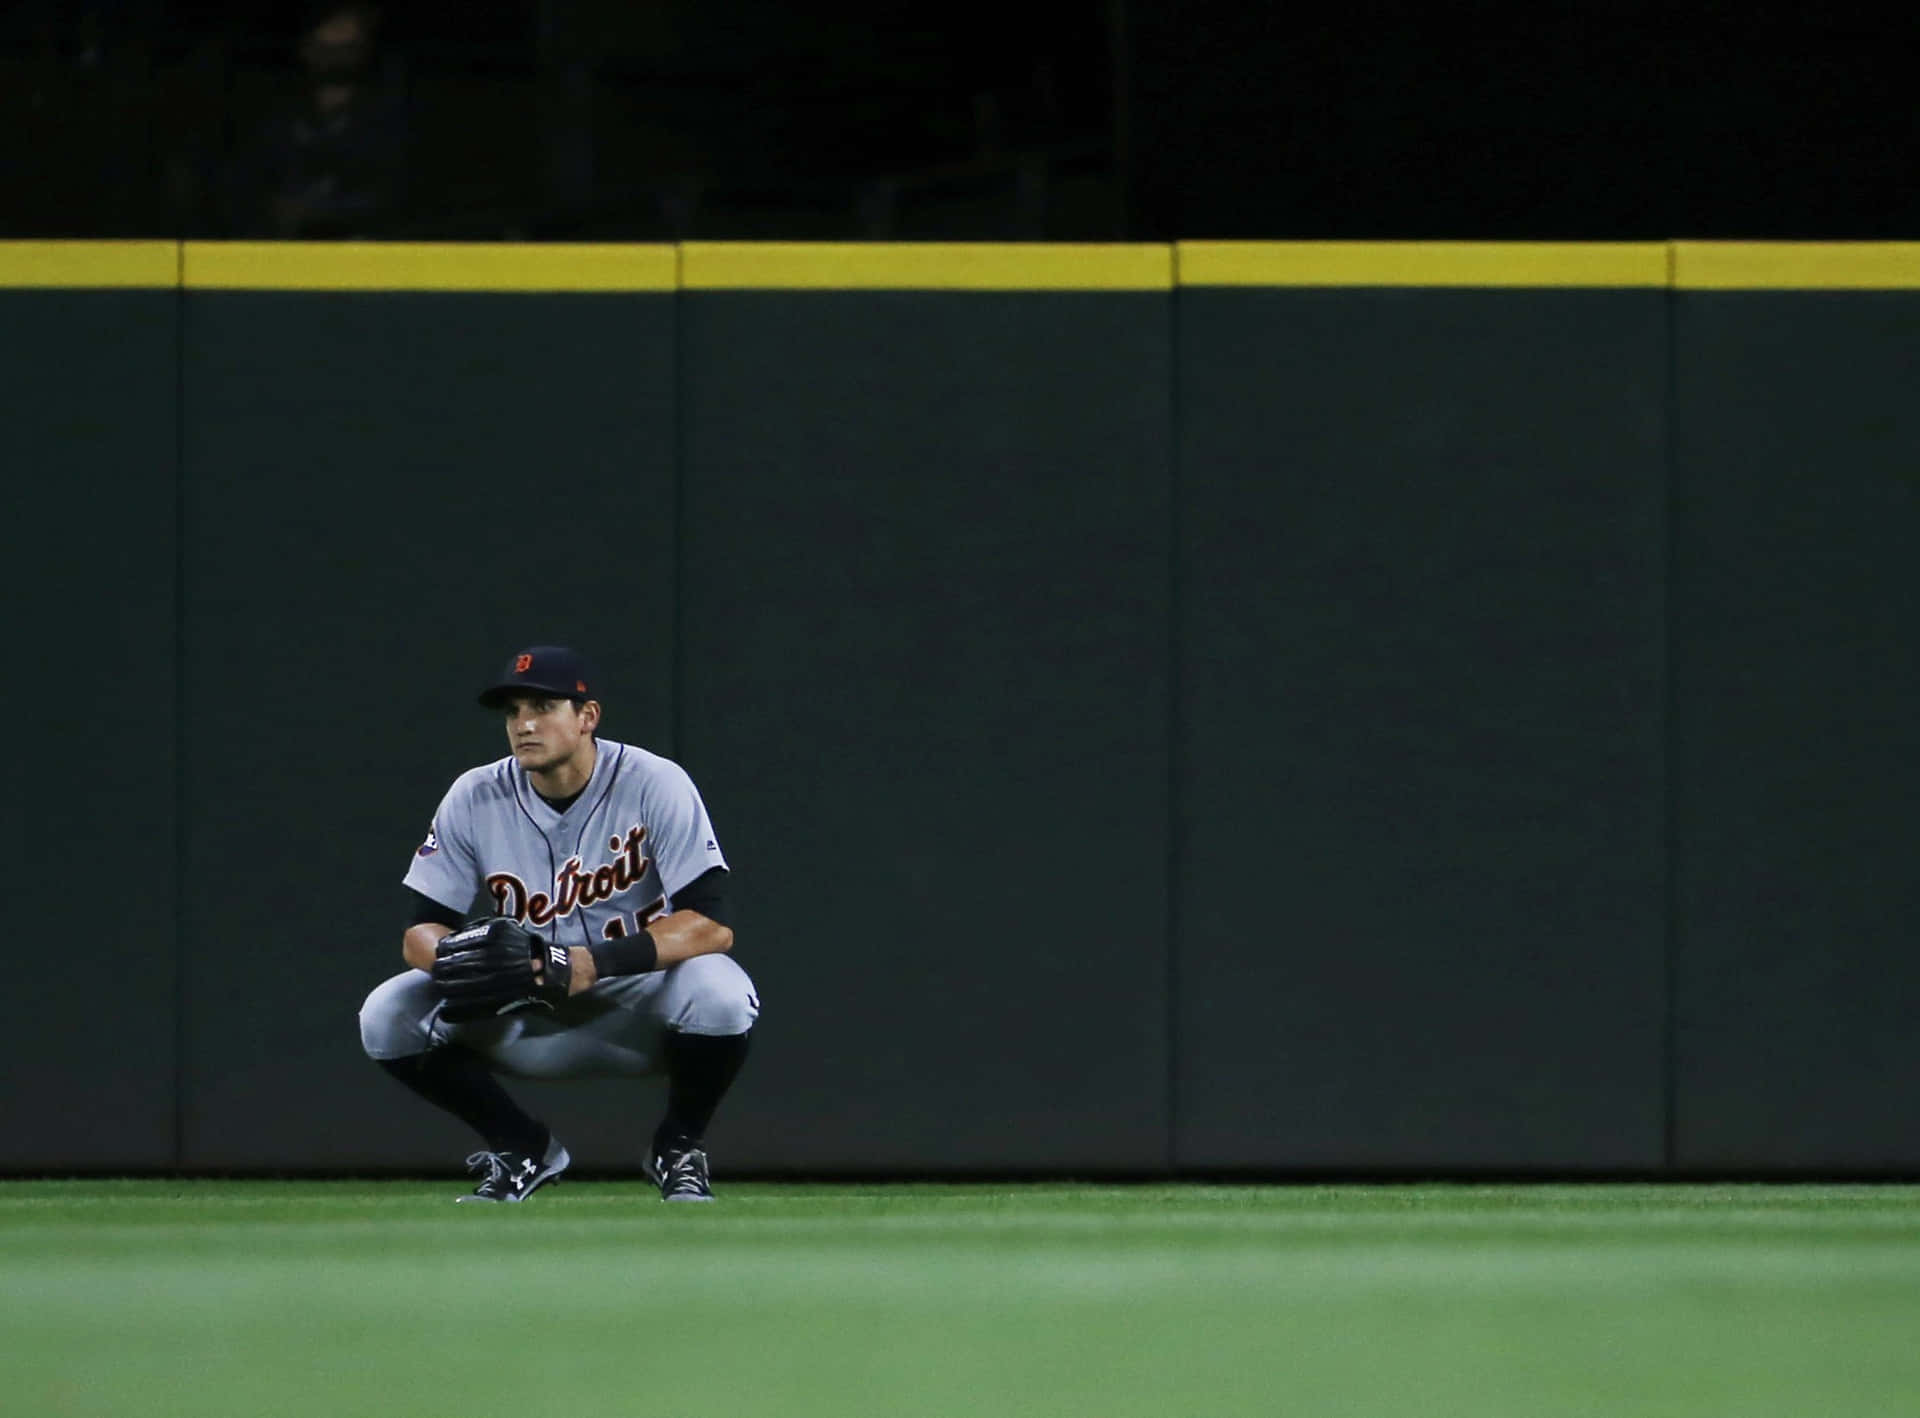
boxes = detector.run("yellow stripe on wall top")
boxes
[0,241,179,289]
[681,242,1174,291]
[1672,242,1920,290]
[1177,242,1670,288]
[9,240,1920,292]
[182,242,678,291]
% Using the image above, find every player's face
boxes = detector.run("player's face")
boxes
[501,695,598,773]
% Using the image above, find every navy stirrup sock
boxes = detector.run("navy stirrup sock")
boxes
[653,1030,752,1154]
[378,1046,548,1158]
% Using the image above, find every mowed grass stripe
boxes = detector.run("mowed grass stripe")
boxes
[15,1236,1920,1299]
[10,1206,1920,1252]
[2,1183,1918,1418]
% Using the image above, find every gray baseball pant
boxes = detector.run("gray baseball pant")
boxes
[359,954,758,1078]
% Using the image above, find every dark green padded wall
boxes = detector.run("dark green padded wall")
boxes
[677,291,1174,1171]
[2,290,180,1167]
[1670,292,1920,1171]
[1173,288,1671,1170]
[177,291,678,1168]
[6,257,1915,1178]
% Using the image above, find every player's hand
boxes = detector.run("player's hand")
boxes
[565,947,598,995]
[432,918,571,1021]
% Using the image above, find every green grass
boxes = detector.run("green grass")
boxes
[4,1181,1919,1417]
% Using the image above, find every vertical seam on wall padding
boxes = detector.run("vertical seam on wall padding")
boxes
[171,241,188,1168]
[1661,241,1679,1173]
[670,245,686,760]
[1164,256,1183,1174]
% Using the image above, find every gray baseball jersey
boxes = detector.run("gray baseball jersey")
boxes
[404,740,728,950]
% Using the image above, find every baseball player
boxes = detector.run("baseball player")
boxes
[358,646,759,1202]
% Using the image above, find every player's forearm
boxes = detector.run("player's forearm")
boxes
[647,909,734,966]
[403,922,454,973]
[573,909,732,990]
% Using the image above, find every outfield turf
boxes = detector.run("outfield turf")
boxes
[3,1182,1918,1417]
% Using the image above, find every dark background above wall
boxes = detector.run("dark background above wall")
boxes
[5,2,1919,241]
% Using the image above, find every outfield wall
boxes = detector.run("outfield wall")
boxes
[3,241,1915,1176]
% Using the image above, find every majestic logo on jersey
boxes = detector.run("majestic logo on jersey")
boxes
[416,825,439,857]
[485,824,651,928]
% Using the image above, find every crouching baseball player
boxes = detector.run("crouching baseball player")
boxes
[358,646,758,1203]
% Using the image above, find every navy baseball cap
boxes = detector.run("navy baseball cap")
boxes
[477,646,599,708]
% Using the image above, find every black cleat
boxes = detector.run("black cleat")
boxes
[647,1144,714,1202]
[456,1137,570,1203]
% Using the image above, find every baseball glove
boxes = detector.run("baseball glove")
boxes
[432,917,572,1023]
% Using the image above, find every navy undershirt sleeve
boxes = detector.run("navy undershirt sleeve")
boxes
[670,865,732,928]
[405,887,467,931]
